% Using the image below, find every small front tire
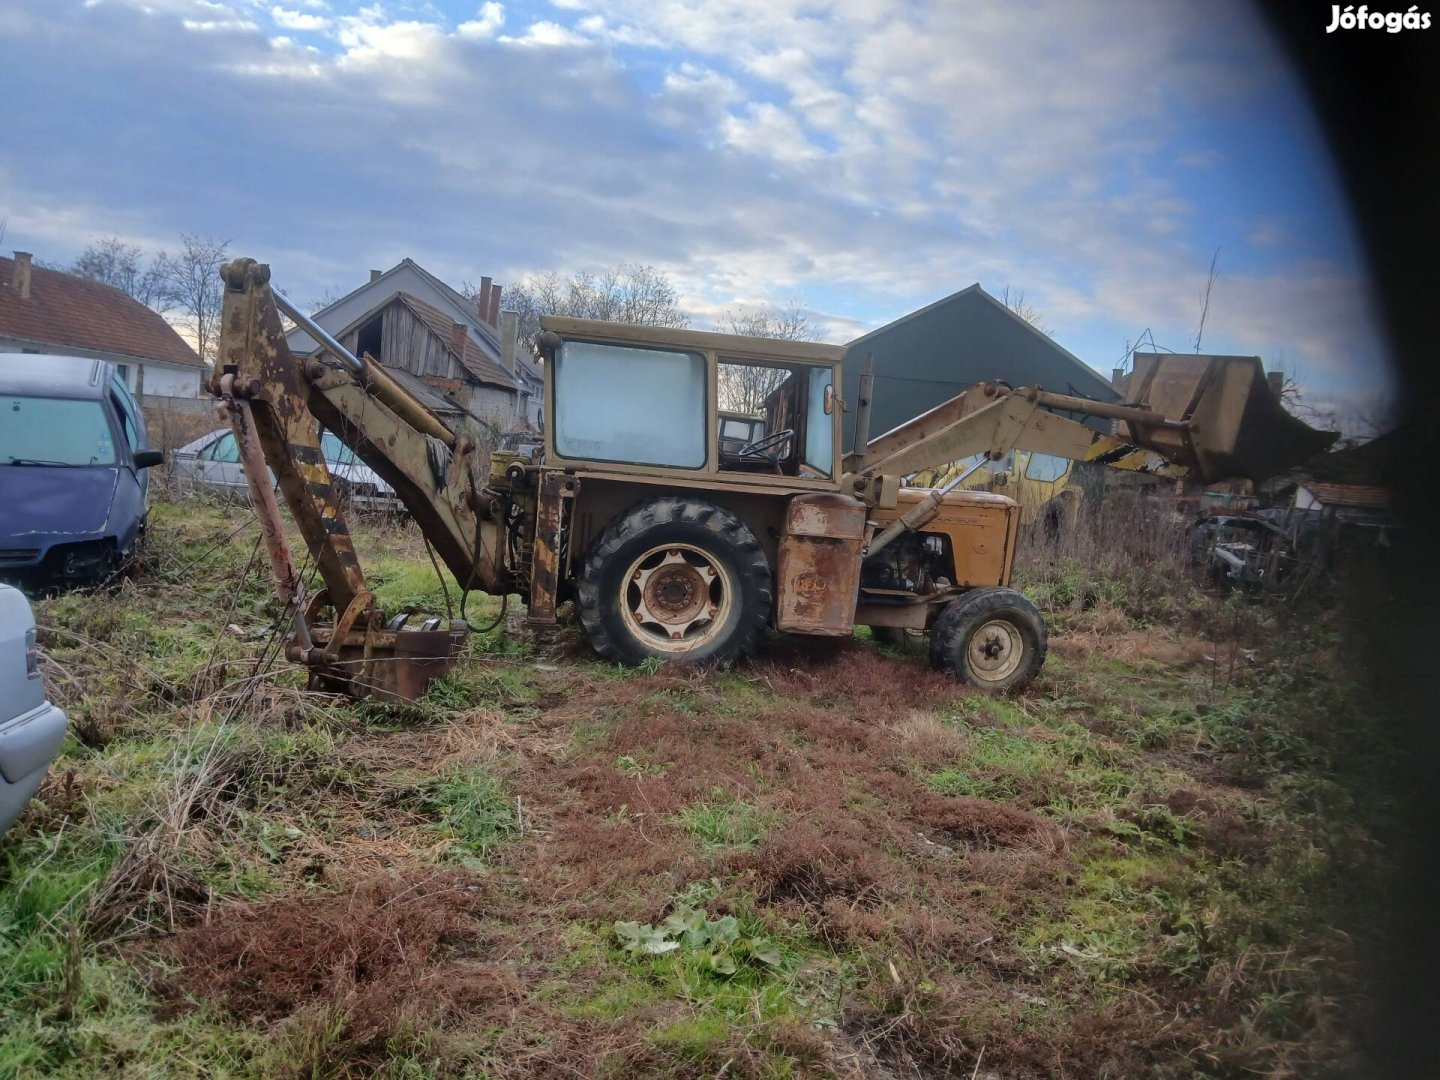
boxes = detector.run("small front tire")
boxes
[929,587,1047,694]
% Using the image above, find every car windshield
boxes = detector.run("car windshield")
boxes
[2,396,115,466]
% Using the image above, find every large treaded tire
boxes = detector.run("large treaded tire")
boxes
[929,587,1047,694]
[576,497,772,667]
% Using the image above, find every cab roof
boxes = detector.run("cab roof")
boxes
[0,354,116,400]
[540,316,847,366]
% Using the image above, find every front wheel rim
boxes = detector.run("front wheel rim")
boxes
[967,618,1025,683]
[620,543,733,656]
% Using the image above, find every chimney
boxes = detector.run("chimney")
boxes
[488,284,502,327]
[450,321,468,357]
[477,276,492,323]
[1110,367,1126,391]
[369,269,382,283]
[501,309,518,374]
[1266,370,1285,398]
[11,252,32,300]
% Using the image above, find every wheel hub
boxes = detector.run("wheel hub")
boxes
[967,618,1024,681]
[623,546,730,652]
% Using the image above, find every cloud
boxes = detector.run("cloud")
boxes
[457,2,504,40]
[270,5,327,33]
[0,0,1388,412]
[499,20,588,48]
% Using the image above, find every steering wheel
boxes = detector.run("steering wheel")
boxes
[738,428,795,458]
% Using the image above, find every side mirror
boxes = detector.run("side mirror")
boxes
[134,449,164,470]
[823,383,834,415]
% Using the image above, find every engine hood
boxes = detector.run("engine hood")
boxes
[0,465,119,542]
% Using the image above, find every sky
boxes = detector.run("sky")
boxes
[0,0,1392,428]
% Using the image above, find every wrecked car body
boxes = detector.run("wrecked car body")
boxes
[0,354,162,586]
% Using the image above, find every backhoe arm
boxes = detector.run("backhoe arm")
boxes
[208,258,506,701]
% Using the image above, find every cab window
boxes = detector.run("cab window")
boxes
[553,341,707,468]
[717,360,834,479]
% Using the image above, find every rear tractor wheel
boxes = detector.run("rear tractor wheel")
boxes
[576,497,772,667]
[929,587,1047,694]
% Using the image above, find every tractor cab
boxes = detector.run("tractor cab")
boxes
[537,317,844,488]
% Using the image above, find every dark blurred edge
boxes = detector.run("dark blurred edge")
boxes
[1257,2,1440,1076]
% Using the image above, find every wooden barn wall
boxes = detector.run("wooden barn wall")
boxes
[339,304,466,382]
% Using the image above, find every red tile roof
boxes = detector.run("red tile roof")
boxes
[0,256,202,368]
[395,293,518,390]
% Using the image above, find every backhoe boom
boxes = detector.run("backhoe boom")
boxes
[209,258,508,701]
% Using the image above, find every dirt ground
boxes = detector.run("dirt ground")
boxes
[0,497,1392,1079]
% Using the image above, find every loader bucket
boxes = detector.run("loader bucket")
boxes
[1126,354,1338,484]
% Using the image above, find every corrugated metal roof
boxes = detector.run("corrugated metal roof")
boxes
[1299,482,1389,509]
[0,256,202,368]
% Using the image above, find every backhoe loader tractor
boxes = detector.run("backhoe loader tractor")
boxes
[208,259,1336,702]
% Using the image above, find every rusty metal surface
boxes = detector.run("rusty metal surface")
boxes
[1127,354,1338,483]
[300,624,466,702]
[216,259,370,614]
[774,493,866,635]
[526,471,574,627]
[854,599,936,630]
[213,258,486,701]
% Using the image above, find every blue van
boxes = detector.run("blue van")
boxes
[0,354,164,585]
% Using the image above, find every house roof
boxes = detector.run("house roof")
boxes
[1303,428,1400,485]
[395,294,518,390]
[1299,482,1389,509]
[385,366,467,417]
[299,256,537,385]
[309,257,502,350]
[0,256,202,368]
[847,283,1113,398]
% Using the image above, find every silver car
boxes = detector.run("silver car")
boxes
[0,584,67,837]
[171,428,402,512]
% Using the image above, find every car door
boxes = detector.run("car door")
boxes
[106,377,147,554]
[109,375,148,501]
[196,432,248,496]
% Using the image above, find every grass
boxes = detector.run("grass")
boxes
[675,791,771,850]
[0,492,1400,1078]
[415,766,517,862]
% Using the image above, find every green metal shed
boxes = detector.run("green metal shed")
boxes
[842,284,1119,450]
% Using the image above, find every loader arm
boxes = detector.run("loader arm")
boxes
[845,358,1337,554]
[209,258,507,701]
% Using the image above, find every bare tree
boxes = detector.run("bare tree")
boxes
[155,234,229,364]
[999,285,1051,336]
[488,263,690,346]
[720,300,817,342]
[307,286,346,315]
[716,302,819,413]
[71,235,168,308]
[1193,248,1220,353]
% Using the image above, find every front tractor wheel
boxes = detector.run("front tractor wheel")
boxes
[577,497,772,667]
[929,587,1047,694]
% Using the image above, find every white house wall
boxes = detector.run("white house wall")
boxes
[140,362,202,397]
[0,336,201,398]
[470,384,519,423]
